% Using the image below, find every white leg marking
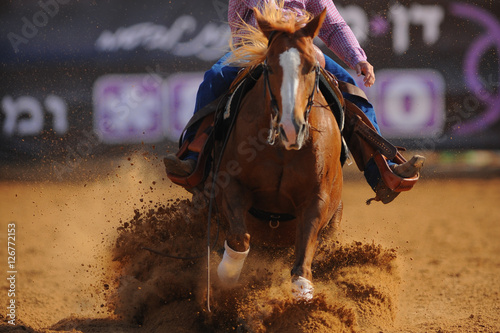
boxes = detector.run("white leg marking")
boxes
[217,241,250,287]
[292,276,314,301]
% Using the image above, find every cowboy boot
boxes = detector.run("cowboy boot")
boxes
[163,154,196,177]
[342,100,425,204]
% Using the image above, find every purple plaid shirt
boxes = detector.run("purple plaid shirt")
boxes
[228,0,367,69]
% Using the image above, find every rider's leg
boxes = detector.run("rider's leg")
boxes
[323,56,381,136]
[323,55,425,203]
[185,52,240,147]
[164,52,240,176]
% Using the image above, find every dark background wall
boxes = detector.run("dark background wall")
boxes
[1,0,499,163]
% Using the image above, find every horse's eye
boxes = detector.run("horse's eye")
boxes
[302,65,315,75]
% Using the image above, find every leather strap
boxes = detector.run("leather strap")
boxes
[178,94,225,147]
[338,80,368,101]
[179,65,261,146]
[312,47,367,102]
[167,116,214,189]
[248,207,296,223]
[345,100,398,160]
[344,95,420,194]
[318,68,345,131]
[353,114,398,160]
[373,151,419,192]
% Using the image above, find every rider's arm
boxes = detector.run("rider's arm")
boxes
[306,0,374,86]
[305,0,367,70]
[228,0,260,34]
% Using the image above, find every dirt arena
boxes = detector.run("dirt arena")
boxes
[1,152,499,332]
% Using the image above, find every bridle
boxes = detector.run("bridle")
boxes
[262,31,321,145]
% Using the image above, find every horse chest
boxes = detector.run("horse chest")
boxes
[240,152,320,192]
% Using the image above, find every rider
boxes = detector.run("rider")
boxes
[164,0,425,204]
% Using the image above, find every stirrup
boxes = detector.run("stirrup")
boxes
[366,151,422,205]
[166,115,214,189]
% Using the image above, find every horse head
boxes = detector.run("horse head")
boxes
[255,8,327,150]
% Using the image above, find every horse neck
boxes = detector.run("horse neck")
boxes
[239,77,272,127]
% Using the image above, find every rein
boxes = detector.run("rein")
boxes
[262,60,281,145]
[305,65,321,119]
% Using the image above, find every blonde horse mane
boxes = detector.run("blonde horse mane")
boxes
[226,0,313,68]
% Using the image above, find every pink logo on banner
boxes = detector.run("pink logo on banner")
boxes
[451,3,500,136]
[371,69,446,138]
[164,73,203,142]
[93,75,163,143]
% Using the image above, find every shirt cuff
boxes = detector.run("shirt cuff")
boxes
[346,48,368,69]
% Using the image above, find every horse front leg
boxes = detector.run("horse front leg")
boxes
[291,203,330,301]
[217,183,251,286]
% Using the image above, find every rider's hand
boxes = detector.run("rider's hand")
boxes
[355,61,375,88]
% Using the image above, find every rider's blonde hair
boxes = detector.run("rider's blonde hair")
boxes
[226,0,313,68]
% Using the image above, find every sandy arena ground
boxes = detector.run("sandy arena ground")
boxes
[0,153,499,332]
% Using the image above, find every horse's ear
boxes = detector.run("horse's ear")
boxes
[302,8,326,38]
[254,7,274,39]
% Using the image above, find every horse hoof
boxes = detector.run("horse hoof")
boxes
[292,276,314,301]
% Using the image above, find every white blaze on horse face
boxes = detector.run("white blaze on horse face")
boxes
[279,47,301,148]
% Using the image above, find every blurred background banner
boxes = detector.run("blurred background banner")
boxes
[1,0,499,161]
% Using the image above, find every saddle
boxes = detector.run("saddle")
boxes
[167,65,418,194]
[166,66,261,189]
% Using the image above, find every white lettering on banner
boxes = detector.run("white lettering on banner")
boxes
[1,95,68,136]
[95,17,230,61]
[337,5,369,45]
[173,24,232,61]
[44,95,68,134]
[2,96,43,136]
[390,4,445,54]
[336,3,445,53]
[94,4,444,59]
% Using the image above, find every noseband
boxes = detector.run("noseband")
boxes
[262,31,321,145]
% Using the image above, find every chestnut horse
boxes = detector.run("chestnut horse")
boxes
[214,5,343,300]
